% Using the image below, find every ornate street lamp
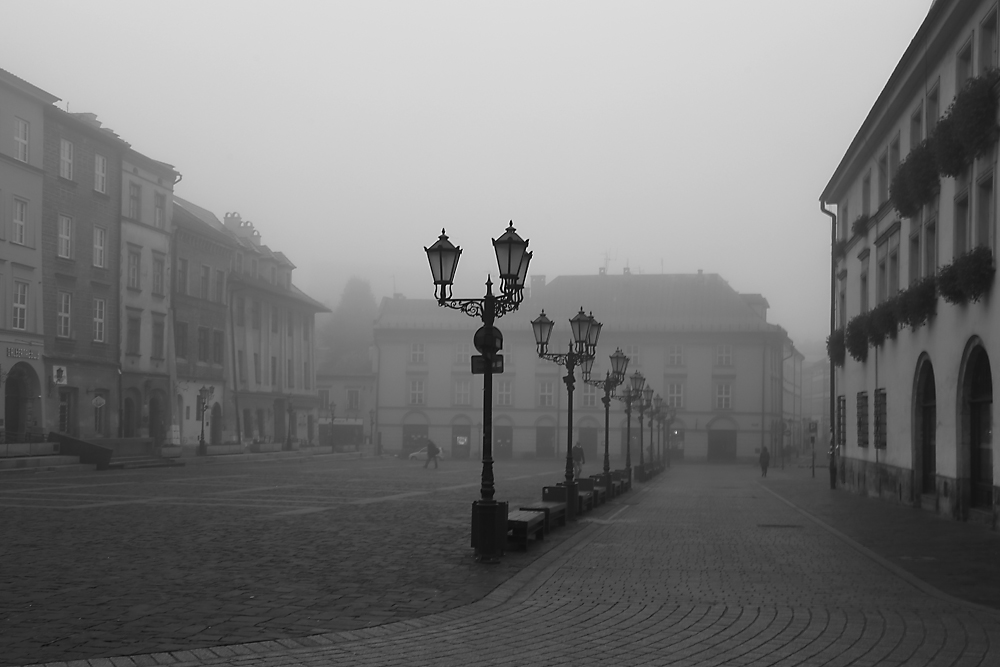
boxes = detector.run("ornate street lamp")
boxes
[425,223,532,563]
[662,404,677,468]
[582,348,629,498]
[533,307,601,522]
[636,383,653,480]
[653,394,664,468]
[197,385,214,456]
[629,372,646,480]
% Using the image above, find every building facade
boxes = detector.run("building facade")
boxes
[0,69,57,442]
[821,0,1000,521]
[373,270,798,463]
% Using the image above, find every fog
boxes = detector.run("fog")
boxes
[1,0,931,357]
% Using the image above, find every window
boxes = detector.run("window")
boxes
[539,380,554,407]
[861,172,871,217]
[215,269,225,303]
[411,343,425,363]
[94,154,107,193]
[251,258,258,277]
[453,379,471,405]
[456,343,472,365]
[128,182,141,220]
[348,388,361,411]
[409,379,425,405]
[623,344,640,368]
[927,82,940,134]
[856,391,869,448]
[176,258,188,295]
[666,383,684,408]
[860,270,869,313]
[910,104,923,150]
[197,327,209,362]
[14,118,28,162]
[839,201,849,240]
[200,265,210,299]
[909,224,921,286]
[127,249,141,289]
[93,227,106,267]
[271,307,279,333]
[57,215,73,258]
[152,257,165,295]
[175,321,188,358]
[212,330,224,364]
[304,361,311,389]
[497,380,512,406]
[955,191,971,256]
[836,395,847,449]
[876,227,900,303]
[251,300,261,329]
[958,39,974,87]
[253,353,261,384]
[271,356,278,386]
[235,297,245,327]
[287,359,294,388]
[889,135,900,190]
[925,195,939,276]
[287,312,293,337]
[716,344,733,366]
[976,173,994,249]
[57,292,72,338]
[715,383,732,410]
[127,316,141,354]
[154,192,166,228]
[666,345,683,366]
[59,139,73,180]
[93,298,105,342]
[582,382,597,408]
[237,351,245,383]
[877,149,889,207]
[874,388,887,450]
[234,253,243,274]
[152,319,165,359]
[12,198,27,245]
[12,281,28,330]
[982,10,999,73]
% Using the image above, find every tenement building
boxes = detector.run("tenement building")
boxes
[821,0,1000,520]
[0,69,57,441]
[373,270,797,463]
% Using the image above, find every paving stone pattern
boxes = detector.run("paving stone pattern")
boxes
[5,458,1000,665]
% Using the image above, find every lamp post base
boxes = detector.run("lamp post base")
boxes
[471,500,508,563]
[558,480,579,521]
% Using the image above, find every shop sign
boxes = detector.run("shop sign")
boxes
[6,347,40,360]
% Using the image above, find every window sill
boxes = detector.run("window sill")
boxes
[127,286,142,293]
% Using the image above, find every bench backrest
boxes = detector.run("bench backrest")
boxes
[542,485,567,503]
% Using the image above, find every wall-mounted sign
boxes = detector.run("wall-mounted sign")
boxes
[92,396,106,408]
[7,347,40,360]
[53,366,67,385]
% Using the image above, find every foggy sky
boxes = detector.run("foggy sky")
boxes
[1,1,932,357]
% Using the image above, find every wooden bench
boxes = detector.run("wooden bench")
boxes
[543,484,593,515]
[507,510,545,550]
[577,478,608,506]
[593,474,622,498]
[613,469,631,493]
[519,501,567,533]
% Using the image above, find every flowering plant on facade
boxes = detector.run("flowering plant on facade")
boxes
[827,328,846,367]
[832,238,847,260]
[867,299,899,347]
[896,275,938,329]
[934,70,1000,177]
[938,246,996,305]
[851,214,870,238]
[845,312,870,363]
[890,138,940,218]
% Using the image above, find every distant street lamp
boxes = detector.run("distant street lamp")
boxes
[582,348,629,497]
[653,394,664,467]
[425,223,532,563]
[532,307,601,522]
[637,383,653,480]
[285,402,295,451]
[662,404,677,468]
[197,385,214,456]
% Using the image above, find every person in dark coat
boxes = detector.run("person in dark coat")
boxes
[759,446,770,477]
[424,440,440,469]
[572,442,585,479]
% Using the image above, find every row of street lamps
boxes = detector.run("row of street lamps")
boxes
[424,222,675,562]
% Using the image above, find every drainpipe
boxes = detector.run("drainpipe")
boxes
[820,202,837,487]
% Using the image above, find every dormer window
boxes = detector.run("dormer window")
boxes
[235,253,243,273]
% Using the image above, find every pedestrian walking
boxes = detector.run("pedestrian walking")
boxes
[424,440,440,469]
[572,442,585,479]
[759,445,770,477]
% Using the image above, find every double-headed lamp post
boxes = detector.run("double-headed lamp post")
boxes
[637,383,653,480]
[582,348,629,499]
[615,376,642,486]
[425,222,532,564]
[532,308,602,522]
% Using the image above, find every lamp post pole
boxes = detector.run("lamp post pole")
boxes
[582,348,629,498]
[425,223,532,563]
[652,394,663,470]
[532,308,602,522]
[616,383,639,486]
[664,407,675,468]
[629,372,646,481]
[197,385,213,456]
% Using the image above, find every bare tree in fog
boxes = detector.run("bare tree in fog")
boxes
[318,277,378,371]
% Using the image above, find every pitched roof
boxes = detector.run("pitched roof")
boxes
[375,273,783,335]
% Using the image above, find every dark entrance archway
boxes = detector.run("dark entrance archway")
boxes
[964,346,993,509]
[4,362,40,441]
[148,394,164,446]
[210,403,223,445]
[123,397,137,437]
[914,358,937,497]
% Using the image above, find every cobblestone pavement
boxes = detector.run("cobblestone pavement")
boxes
[7,458,1000,666]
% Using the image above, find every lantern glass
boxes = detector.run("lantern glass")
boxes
[586,315,602,352]
[513,250,533,291]
[630,370,645,393]
[610,348,628,380]
[531,311,554,350]
[425,229,462,287]
[493,222,528,287]
[654,394,664,411]
[642,385,654,404]
[580,355,595,380]
[569,308,592,346]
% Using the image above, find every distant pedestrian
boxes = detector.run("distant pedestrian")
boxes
[759,446,770,477]
[572,442,585,479]
[424,440,440,469]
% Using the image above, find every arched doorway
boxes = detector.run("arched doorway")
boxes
[123,397,137,437]
[210,403,223,445]
[913,358,937,497]
[148,394,164,446]
[963,345,993,509]
[707,417,738,462]
[4,362,40,441]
